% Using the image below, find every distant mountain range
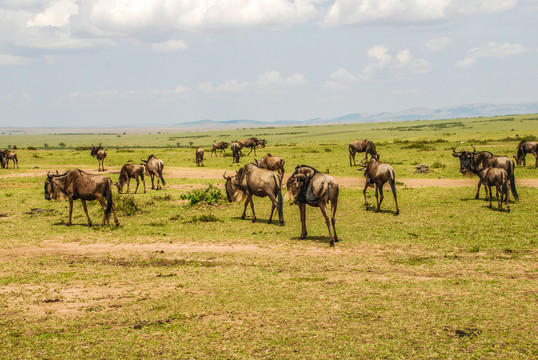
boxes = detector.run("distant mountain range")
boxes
[173,101,538,129]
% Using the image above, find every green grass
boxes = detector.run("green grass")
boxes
[0,114,536,359]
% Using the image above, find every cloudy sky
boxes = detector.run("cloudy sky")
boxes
[0,0,537,127]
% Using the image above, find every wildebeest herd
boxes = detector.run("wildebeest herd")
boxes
[1,138,529,246]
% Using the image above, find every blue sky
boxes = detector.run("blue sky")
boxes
[0,0,537,127]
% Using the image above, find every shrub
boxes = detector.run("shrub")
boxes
[27,146,37,150]
[180,184,224,206]
[114,195,141,216]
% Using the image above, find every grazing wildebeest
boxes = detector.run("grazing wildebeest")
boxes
[479,166,510,212]
[240,137,266,156]
[90,145,106,172]
[115,164,146,194]
[223,163,284,225]
[195,147,204,167]
[44,169,119,227]
[514,140,538,167]
[1,150,18,169]
[358,155,399,215]
[256,154,285,188]
[285,165,339,246]
[141,155,165,190]
[349,140,377,166]
[452,146,518,201]
[231,141,244,163]
[211,142,229,156]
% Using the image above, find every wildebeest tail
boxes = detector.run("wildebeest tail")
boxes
[159,165,166,186]
[508,161,518,200]
[105,178,113,221]
[277,187,283,221]
[280,160,285,187]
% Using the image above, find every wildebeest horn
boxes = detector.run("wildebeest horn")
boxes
[471,145,476,154]
[452,146,457,153]
[140,158,147,163]
[223,171,231,180]
[47,171,52,178]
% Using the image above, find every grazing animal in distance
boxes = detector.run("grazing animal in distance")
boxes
[240,137,266,156]
[256,154,285,188]
[141,155,165,190]
[358,155,399,215]
[514,140,537,167]
[115,164,146,194]
[211,142,229,156]
[223,163,284,225]
[285,165,339,247]
[231,141,244,163]
[90,145,106,172]
[44,169,119,226]
[453,146,518,201]
[1,150,18,169]
[195,147,204,167]
[349,140,377,166]
[480,166,510,212]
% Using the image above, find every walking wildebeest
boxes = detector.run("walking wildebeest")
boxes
[452,146,518,201]
[115,164,146,194]
[256,154,285,188]
[478,166,511,212]
[223,163,284,225]
[195,147,204,167]
[231,141,244,163]
[514,140,538,167]
[211,142,229,157]
[240,137,266,156]
[349,140,377,166]
[358,155,399,215]
[141,155,165,190]
[90,145,106,172]
[1,150,18,169]
[44,169,119,227]
[285,165,339,247]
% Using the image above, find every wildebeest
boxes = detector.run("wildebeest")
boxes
[211,142,229,156]
[452,146,518,201]
[240,137,266,156]
[514,140,538,167]
[358,155,399,215]
[90,145,106,172]
[44,169,119,226]
[480,166,510,212]
[141,155,165,190]
[285,165,339,246]
[231,141,244,163]
[223,163,284,225]
[195,147,204,167]
[115,164,146,194]
[349,140,377,166]
[256,154,285,188]
[0,150,18,169]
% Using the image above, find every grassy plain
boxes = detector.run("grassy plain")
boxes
[0,114,537,359]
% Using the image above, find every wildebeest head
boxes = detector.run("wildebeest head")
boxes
[223,170,245,203]
[284,173,307,205]
[44,171,65,200]
[452,146,476,175]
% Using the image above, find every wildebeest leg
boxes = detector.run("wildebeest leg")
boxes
[487,185,493,208]
[249,196,256,223]
[134,177,139,194]
[68,198,74,226]
[267,193,277,224]
[299,204,307,239]
[241,196,251,219]
[126,178,131,193]
[81,199,92,227]
[533,151,538,167]
[349,151,355,167]
[96,195,108,226]
[319,202,335,247]
[330,198,338,243]
[496,185,502,211]
[475,180,483,200]
[150,174,155,189]
[505,184,510,212]
[142,175,146,193]
[374,184,382,212]
[363,183,370,209]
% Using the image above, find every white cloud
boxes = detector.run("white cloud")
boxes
[216,79,250,92]
[424,37,452,52]
[455,42,531,68]
[151,39,188,52]
[197,81,215,93]
[321,0,517,27]
[257,70,307,87]
[0,54,31,66]
[27,0,78,27]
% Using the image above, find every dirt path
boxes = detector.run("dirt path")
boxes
[1,166,537,188]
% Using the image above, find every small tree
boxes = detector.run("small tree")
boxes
[59,142,66,147]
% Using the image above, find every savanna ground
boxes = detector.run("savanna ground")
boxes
[0,114,537,359]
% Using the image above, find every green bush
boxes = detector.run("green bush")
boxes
[114,195,141,216]
[180,184,224,206]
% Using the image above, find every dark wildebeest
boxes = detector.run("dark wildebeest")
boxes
[479,166,510,212]
[211,142,229,157]
[141,155,165,190]
[115,164,146,194]
[195,147,204,167]
[452,146,518,201]
[349,140,377,166]
[256,154,285,188]
[44,169,119,227]
[90,145,106,172]
[514,140,538,167]
[231,141,244,163]
[223,163,284,225]
[358,155,399,215]
[1,150,18,169]
[285,165,339,247]
[240,137,266,156]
